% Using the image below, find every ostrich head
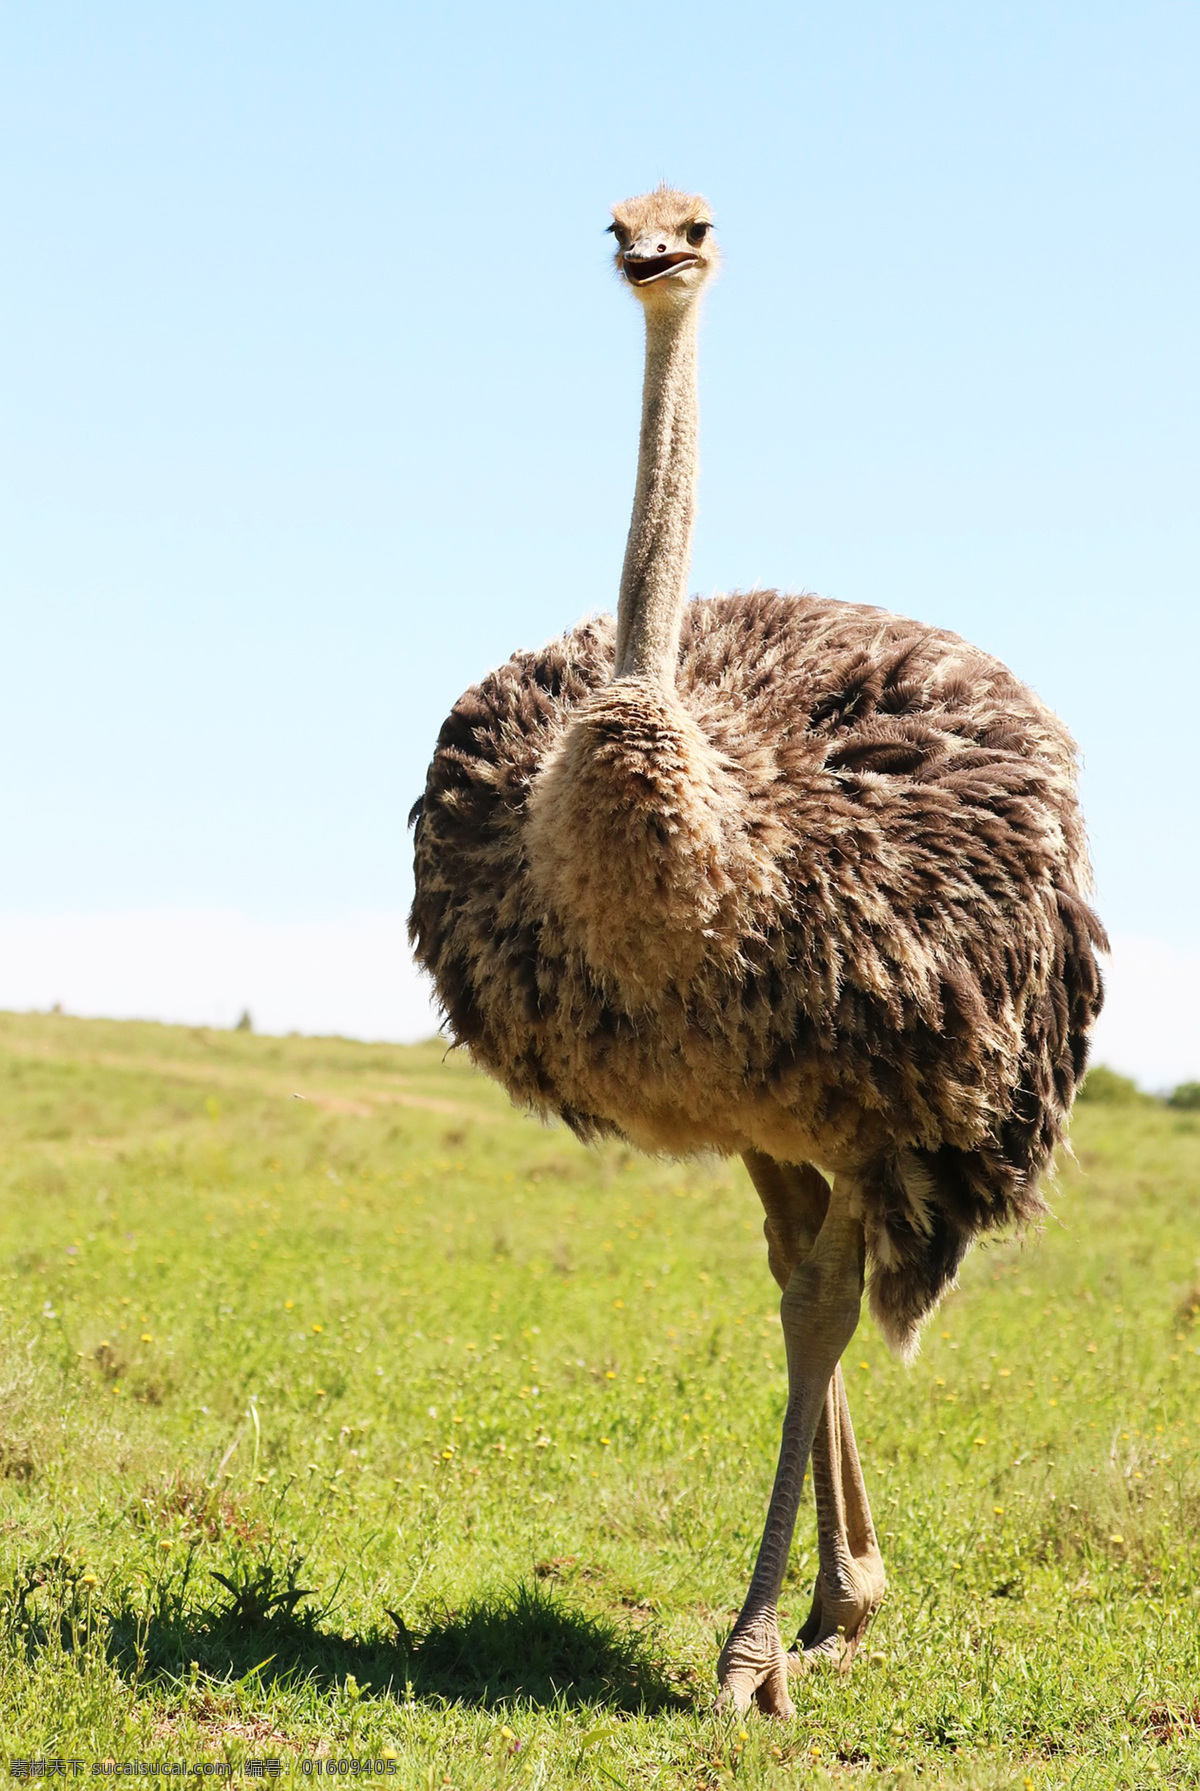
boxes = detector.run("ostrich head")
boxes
[609,185,718,308]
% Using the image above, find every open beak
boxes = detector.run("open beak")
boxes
[621,250,698,286]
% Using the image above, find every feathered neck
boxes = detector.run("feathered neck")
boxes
[612,301,700,686]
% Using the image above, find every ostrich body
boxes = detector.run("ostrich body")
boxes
[410,187,1106,1716]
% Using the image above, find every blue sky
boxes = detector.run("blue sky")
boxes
[2,2,1197,1077]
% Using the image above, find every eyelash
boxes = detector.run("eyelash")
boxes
[607,222,710,246]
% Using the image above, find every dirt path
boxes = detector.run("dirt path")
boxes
[6,1038,499,1123]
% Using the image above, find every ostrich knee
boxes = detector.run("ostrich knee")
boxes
[779,1207,864,1386]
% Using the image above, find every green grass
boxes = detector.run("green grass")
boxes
[1,1010,1198,1788]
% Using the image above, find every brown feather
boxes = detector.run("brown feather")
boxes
[410,591,1107,1356]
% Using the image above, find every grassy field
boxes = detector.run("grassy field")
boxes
[0,1010,1198,1788]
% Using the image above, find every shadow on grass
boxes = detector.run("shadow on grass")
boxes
[93,1579,689,1714]
[406,1582,688,1711]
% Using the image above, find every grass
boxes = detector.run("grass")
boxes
[0,1009,1198,1788]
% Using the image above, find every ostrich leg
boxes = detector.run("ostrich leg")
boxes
[717,1172,866,1717]
[742,1156,886,1671]
[793,1364,885,1666]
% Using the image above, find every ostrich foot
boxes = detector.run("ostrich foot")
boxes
[789,1546,886,1672]
[716,1613,794,1718]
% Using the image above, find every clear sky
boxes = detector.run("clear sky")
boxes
[2,2,1197,1081]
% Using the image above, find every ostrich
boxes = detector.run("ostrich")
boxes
[409,186,1106,1717]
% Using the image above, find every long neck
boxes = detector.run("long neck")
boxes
[612,300,700,686]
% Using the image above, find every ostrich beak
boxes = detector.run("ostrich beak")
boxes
[621,247,699,286]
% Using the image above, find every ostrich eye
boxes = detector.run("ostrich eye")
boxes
[686,222,711,246]
[607,223,629,246]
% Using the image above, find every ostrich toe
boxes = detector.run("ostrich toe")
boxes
[716,1613,795,1718]
[790,1545,886,1670]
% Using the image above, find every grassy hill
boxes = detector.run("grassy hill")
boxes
[0,1011,1197,1786]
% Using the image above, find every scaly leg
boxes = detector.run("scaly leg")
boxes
[792,1364,885,1667]
[743,1154,885,1675]
[716,1178,865,1717]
